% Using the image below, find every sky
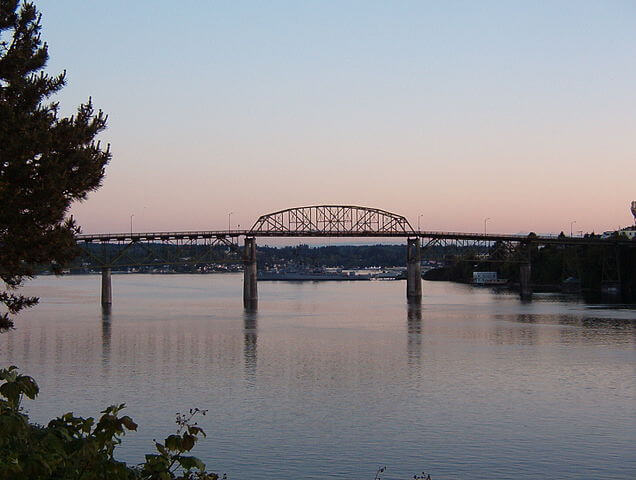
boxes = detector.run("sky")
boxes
[36,0,636,237]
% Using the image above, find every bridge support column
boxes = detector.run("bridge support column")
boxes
[406,237,422,301]
[243,237,258,309]
[519,263,532,299]
[101,267,112,306]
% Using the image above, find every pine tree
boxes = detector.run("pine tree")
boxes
[0,0,111,330]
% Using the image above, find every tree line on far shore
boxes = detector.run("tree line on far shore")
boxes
[69,241,636,301]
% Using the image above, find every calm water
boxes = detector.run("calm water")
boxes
[1,274,635,480]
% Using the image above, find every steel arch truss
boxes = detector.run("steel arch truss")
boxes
[249,205,415,237]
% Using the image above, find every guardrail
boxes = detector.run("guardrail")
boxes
[75,229,634,246]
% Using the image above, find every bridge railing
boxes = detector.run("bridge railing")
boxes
[74,229,633,245]
[76,230,249,242]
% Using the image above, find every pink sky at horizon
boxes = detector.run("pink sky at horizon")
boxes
[34,1,634,238]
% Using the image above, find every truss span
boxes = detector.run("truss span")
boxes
[249,205,415,237]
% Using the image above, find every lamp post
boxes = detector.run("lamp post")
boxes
[228,212,233,232]
[570,220,576,237]
[484,217,490,235]
[418,214,423,231]
[130,214,134,236]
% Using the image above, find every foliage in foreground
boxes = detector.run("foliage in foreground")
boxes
[0,0,111,331]
[0,366,220,480]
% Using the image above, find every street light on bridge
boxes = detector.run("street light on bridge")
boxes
[570,220,576,237]
[484,217,490,235]
[228,212,234,232]
[130,214,134,235]
[418,214,423,231]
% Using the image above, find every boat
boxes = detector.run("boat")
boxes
[258,266,373,281]
[374,268,405,280]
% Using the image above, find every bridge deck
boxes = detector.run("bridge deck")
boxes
[75,230,633,246]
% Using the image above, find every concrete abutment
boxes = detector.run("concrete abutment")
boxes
[406,237,422,301]
[101,267,112,306]
[519,263,532,299]
[243,237,258,309]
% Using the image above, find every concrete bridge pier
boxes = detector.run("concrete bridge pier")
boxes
[101,267,112,306]
[243,237,258,309]
[519,263,532,299]
[406,237,422,301]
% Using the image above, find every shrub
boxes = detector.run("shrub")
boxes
[0,366,220,480]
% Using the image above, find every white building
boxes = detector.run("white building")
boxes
[472,271,506,285]
[601,227,636,240]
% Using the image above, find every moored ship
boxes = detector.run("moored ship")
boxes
[258,266,373,281]
[252,265,404,282]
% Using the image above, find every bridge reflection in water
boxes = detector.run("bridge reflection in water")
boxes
[407,301,423,365]
[243,309,258,381]
[96,295,427,382]
[101,305,112,375]
[76,205,633,310]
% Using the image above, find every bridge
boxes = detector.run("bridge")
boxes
[75,205,633,308]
